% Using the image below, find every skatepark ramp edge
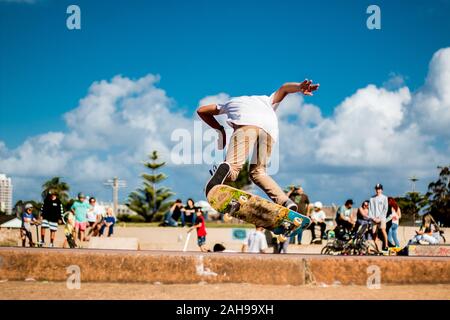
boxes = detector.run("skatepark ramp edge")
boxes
[0,247,449,286]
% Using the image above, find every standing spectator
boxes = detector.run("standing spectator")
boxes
[71,192,91,242]
[40,191,64,248]
[369,184,389,251]
[309,201,327,243]
[387,197,401,247]
[86,197,105,238]
[183,198,196,227]
[99,207,116,237]
[188,209,209,252]
[62,210,76,248]
[336,199,355,232]
[20,203,36,247]
[286,185,311,245]
[242,226,268,253]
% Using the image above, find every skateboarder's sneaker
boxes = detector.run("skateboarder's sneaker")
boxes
[283,199,298,212]
[205,162,231,197]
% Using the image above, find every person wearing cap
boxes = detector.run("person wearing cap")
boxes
[369,184,389,251]
[40,190,64,247]
[20,203,37,247]
[309,201,327,243]
[335,199,356,232]
[286,185,311,245]
[70,192,92,243]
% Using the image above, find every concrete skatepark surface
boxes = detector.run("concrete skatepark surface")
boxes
[1,281,449,300]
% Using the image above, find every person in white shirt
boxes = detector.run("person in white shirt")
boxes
[86,197,105,239]
[242,226,268,253]
[198,80,320,212]
[309,201,327,243]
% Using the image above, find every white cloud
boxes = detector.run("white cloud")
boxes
[411,47,450,137]
[1,47,450,204]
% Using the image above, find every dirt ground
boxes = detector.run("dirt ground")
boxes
[1,281,449,300]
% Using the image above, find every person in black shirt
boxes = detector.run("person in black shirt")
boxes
[183,198,196,227]
[166,199,184,227]
[40,191,64,247]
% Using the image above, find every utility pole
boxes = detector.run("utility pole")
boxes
[409,176,419,193]
[104,177,127,215]
[409,176,419,226]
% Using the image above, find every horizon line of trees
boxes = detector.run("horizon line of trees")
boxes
[4,157,449,227]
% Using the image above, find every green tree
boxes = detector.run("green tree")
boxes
[126,151,174,222]
[227,161,252,191]
[41,177,70,205]
[395,192,428,226]
[426,165,450,226]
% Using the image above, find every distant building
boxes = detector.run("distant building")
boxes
[0,174,13,215]
[98,201,137,216]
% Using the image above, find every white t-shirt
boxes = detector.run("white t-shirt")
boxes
[246,230,268,253]
[217,93,280,142]
[311,210,326,222]
[87,204,105,222]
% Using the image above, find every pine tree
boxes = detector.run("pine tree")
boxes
[127,151,174,222]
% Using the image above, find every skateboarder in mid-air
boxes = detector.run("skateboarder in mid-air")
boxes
[197,80,320,212]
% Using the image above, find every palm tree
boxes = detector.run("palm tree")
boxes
[41,177,70,204]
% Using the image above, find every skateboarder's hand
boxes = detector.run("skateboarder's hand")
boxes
[299,79,320,96]
[217,127,226,150]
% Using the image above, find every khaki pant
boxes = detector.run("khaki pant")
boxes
[225,125,288,205]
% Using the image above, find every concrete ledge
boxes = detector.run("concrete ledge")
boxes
[87,237,140,250]
[407,245,450,257]
[0,248,449,285]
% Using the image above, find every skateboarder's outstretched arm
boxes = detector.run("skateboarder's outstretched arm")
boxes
[272,80,320,104]
[197,104,226,150]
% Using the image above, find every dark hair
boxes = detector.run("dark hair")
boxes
[345,199,354,206]
[213,243,226,252]
[89,197,96,202]
[186,198,195,207]
[175,199,182,203]
[362,200,369,206]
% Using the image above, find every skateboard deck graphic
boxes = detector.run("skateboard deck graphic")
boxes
[207,184,311,236]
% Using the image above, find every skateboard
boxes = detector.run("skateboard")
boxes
[207,184,311,237]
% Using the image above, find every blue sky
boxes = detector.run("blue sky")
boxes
[1,0,449,206]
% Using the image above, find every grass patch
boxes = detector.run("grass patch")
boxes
[116,221,254,229]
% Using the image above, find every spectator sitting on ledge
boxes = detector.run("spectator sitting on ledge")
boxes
[99,207,116,237]
[408,213,444,245]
